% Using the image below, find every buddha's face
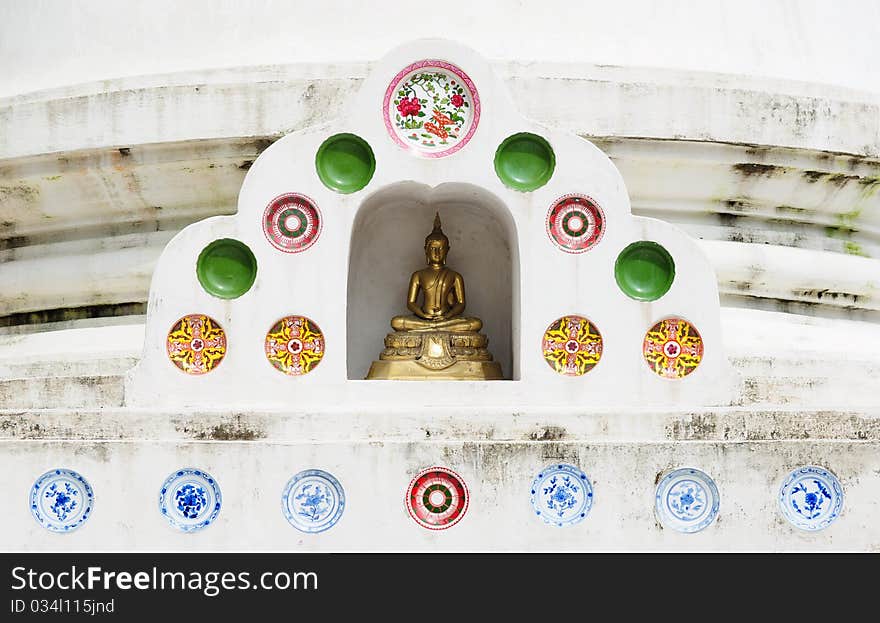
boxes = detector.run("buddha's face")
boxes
[425,239,449,265]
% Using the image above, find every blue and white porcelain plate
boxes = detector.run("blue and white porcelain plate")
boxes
[30,468,94,533]
[654,467,720,533]
[158,468,222,533]
[778,465,843,531]
[282,469,345,533]
[529,464,593,527]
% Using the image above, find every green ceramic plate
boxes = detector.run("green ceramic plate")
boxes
[196,238,257,299]
[315,133,375,194]
[494,133,555,192]
[614,241,675,301]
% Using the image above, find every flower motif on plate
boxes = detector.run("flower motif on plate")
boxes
[643,317,703,379]
[542,315,603,376]
[166,314,227,375]
[175,483,207,519]
[282,469,345,533]
[384,60,480,158]
[529,464,593,527]
[30,468,94,533]
[654,468,719,533]
[159,468,222,533]
[778,465,843,531]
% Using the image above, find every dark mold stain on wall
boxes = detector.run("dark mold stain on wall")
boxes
[528,425,567,441]
[732,163,783,177]
[176,414,266,441]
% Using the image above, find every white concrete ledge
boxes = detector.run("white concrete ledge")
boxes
[1,406,879,443]
[702,239,880,311]
[2,63,878,160]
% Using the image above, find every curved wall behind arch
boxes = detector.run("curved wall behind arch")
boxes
[2,1,880,99]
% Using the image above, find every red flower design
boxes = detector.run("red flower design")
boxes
[451,93,464,108]
[397,96,421,117]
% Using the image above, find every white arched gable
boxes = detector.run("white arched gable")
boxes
[127,39,738,409]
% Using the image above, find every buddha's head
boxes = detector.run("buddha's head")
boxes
[424,212,449,266]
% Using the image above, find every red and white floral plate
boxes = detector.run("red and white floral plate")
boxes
[384,59,480,158]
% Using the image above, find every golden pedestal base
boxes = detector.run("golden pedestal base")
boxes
[364,330,503,380]
[366,359,503,380]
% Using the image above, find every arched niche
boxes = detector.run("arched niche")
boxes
[347,182,519,380]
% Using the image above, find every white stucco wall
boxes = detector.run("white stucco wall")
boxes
[2,8,879,550]
[2,438,877,552]
[2,0,879,99]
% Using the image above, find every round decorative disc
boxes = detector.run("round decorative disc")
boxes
[282,469,345,534]
[262,193,322,253]
[196,238,257,299]
[546,194,605,253]
[406,467,469,530]
[642,317,703,379]
[494,132,555,192]
[529,464,593,527]
[654,468,720,533]
[384,59,480,158]
[542,315,603,376]
[30,468,94,533]
[778,465,843,531]
[615,241,675,301]
[315,133,375,194]
[265,316,325,376]
[166,314,227,375]
[158,468,222,533]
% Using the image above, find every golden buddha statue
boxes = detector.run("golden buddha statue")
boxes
[366,213,503,380]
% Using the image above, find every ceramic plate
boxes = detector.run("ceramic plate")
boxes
[384,59,480,158]
[654,467,720,533]
[494,132,555,191]
[614,241,675,301]
[265,315,325,375]
[314,133,375,193]
[262,192,322,253]
[643,317,703,379]
[30,468,94,533]
[196,238,257,299]
[406,467,469,530]
[159,468,222,533]
[546,194,605,253]
[542,316,603,376]
[166,314,227,375]
[778,465,843,531]
[530,464,593,527]
[282,469,345,533]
